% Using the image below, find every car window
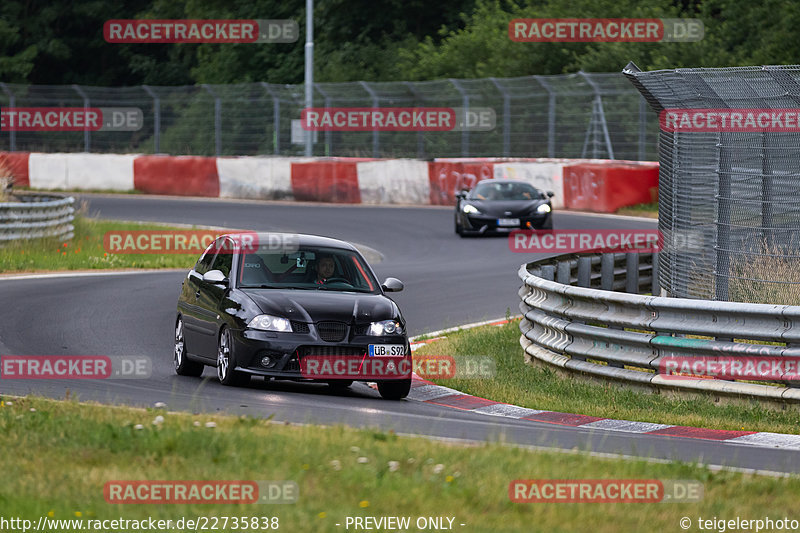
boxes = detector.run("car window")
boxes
[210,238,233,277]
[469,182,540,201]
[194,245,217,276]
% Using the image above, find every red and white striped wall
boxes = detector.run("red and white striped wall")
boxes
[0,152,659,213]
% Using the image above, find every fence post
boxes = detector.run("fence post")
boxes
[314,84,331,157]
[142,85,160,154]
[260,82,281,155]
[71,84,90,152]
[489,77,511,157]
[403,82,425,158]
[359,81,380,157]
[578,72,614,160]
[534,75,556,158]
[0,83,16,151]
[449,78,469,157]
[201,84,222,156]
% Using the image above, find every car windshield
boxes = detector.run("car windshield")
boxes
[468,182,542,201]
[237,245,379,293]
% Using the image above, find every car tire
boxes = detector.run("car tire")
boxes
[377,379,411,400]
[216,327,250,387]
[540,215,553,230]
[327,380,354,390]
[455,216,463,236]
[174,316,204,377]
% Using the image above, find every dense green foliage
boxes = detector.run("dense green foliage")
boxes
[0,0,791,85]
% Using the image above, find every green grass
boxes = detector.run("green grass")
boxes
[414,319,800,435]
[0,214,203,273]
[615,202,659,218]
[0,395,797,532]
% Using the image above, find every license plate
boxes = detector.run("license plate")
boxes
[497,218,520,226]
[369,344,405,357]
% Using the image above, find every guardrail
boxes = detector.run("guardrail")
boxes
[0,193,75,243]
[518,252,800,403]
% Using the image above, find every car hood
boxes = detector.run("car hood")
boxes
[465,200,546,217]
[240,289,400,324]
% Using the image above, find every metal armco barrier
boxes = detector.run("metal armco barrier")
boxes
[0,193,75,242]
[518,252,800,403]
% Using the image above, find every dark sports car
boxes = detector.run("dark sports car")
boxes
[174,233,412,400]
[454,179,554,236]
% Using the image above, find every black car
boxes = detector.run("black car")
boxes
[174,233,412,400]
[454,179,554,236]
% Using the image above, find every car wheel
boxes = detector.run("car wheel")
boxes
[216,327,250,387]
[540,214,554,230]
[327,380,354,390]
[455,216,463,236]
[377,379,411,400]
[174,316,203,377]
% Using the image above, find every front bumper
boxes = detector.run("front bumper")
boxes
[230,326,411,381]
[460,212,551,233]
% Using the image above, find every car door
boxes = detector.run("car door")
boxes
[182,244,217,358]
[194,237,234,357]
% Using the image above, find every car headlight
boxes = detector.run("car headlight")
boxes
[248,314,292,332]
[462,204,479,214]
[368,320,403,336]
[536,204,552,214]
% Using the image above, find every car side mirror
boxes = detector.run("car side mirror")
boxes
[203,269,229,286]
[547,191,555,198]
[381,277,404,293]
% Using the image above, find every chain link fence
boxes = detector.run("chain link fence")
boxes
[0,73,659,160]
[625,62,800,304]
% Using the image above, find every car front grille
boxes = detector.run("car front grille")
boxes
[316,321,347,342]
[291,321,310,334]
[299,346,367,357]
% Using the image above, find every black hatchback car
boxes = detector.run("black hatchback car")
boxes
[455,179,554,236]
[174,233,412,400]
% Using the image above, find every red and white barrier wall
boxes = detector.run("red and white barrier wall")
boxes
[0,152,658,213]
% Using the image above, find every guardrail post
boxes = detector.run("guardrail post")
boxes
[577,256,591,287]
[626,253,639,294]
[651,251,661,295]
[142,85,160,153]
[540,265,555,281]
[0,83,17,151]
[556,261,571,285]
[600,254,614,290]
[71,84,91,152]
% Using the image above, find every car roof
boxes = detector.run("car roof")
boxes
[220,232,359,252]
[474,179,536,186]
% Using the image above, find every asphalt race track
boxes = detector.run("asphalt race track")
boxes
[3,195,799,474]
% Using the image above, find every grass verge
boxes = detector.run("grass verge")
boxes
[0,213,203,273]
[615,202,658,218]
[0,395,797,532]
[414,319,800,434]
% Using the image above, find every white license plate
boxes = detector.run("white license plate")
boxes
[369,344,405,357]
[497,218,520,226]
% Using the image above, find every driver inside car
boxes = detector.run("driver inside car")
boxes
[314,254,338,285]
